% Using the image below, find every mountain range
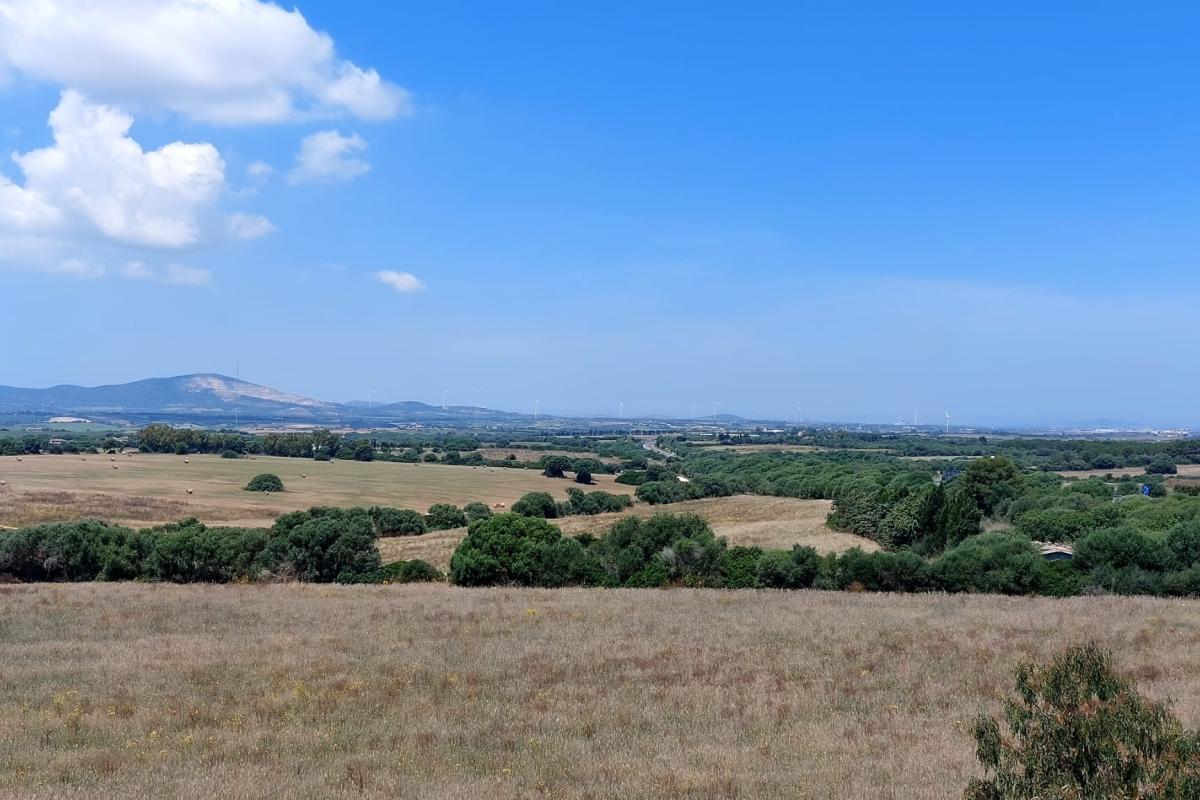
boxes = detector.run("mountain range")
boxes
[0,374,532,426]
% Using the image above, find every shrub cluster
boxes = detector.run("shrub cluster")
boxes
[0,516,380,584]
[510,489,633,520]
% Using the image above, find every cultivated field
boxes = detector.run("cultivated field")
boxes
[378,496,872,571]
[0,454,632,529]
[2,584,1198,799]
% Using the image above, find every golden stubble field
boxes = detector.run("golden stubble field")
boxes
[1,584,1198,799]
[0,454,633,529]
[377,495,872,570]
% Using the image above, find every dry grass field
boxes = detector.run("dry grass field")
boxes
[0,454,632,529]
[476,448,620,464]
[2,584,1199,799]
[1055,464,1200,480]
[378,496,873,571]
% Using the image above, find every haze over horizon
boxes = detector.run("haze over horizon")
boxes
[3,2,1198,427]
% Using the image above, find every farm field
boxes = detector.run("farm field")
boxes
[2,584,1198,799]
[1055,464,1200,480]
[378,495,872,571]
[0,454,632,529]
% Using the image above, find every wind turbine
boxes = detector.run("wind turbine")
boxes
[441,389,447,411]
[796,407,803,425]
[619,401,624,420]
[474,387,483,413]
[712,400,724,423]
[534,399,540,420]
[690,404,697,420]
[367,390,375,409]
[944,410,951,435]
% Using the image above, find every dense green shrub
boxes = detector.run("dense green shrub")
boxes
[426,503,468,530]
[220,449,241,459]
[756,546,821,589]
[541,456,572,478]
[0,515,379,584]
[512,491,559,518]
[448,514,594,587]
[588,513,724,587]
[965,643,1200,799]
[560,488,633,516]
[260,515,380,582]
[143,523,268,582]
[463,501,493,523]
[615,470,646,486]
[0,521,147,581]
[819,548,930,592]
[368,506,427,537]
[1146,458,1179,475]
[245,473,284,492]
[347,558,444,584]
[718,546,764,588]
[1074,527,1165,572]
[930,533,1053,595]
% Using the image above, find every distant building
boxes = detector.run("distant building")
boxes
[1033,541,1075,561]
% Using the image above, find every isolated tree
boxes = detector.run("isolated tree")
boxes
[965,643,1200,799]
[574,468,593,485]
[541,456,572,478]
[1146,458,1178,475]
[244,473,284,493]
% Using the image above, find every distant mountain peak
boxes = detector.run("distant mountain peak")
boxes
[177,374,329,408]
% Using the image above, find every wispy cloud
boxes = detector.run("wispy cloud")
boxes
[119,261,212,288]
[288,130,370,184]
[226,212,276,240]
[375,270,425,294]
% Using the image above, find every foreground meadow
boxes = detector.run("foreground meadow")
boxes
[2,585,1199,799]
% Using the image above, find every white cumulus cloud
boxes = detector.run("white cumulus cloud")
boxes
[375,270,425,294]
[2,90,225,248]
[288,130,369,184]
[226,212,275,240]
[0,0,411,125]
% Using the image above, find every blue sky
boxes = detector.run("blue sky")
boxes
[1,1,1198,426]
